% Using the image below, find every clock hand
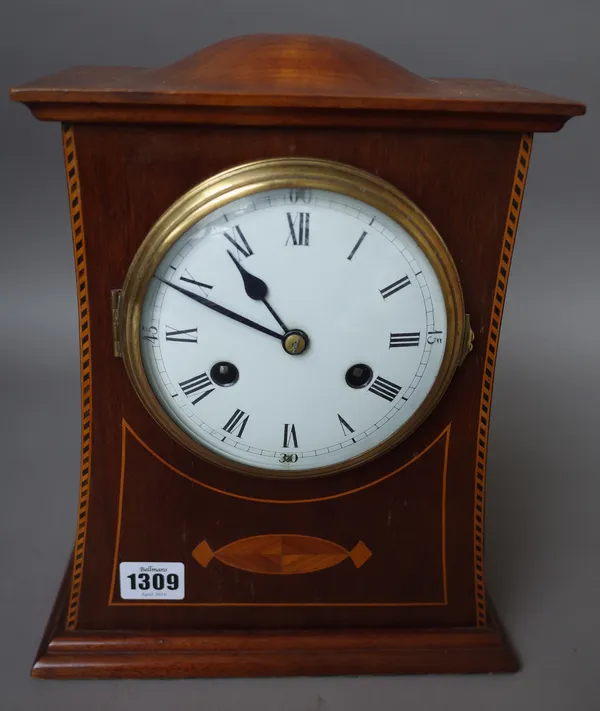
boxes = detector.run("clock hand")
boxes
[227,250,267,299]
[227,250,289,333]
[155,276,283,341]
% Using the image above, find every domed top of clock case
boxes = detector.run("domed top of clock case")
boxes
[11,34,585,131]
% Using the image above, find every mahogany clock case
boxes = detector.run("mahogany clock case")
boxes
[10,35,585,679]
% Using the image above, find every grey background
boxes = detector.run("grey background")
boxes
[1,0,598,709]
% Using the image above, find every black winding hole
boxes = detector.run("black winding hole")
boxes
[345,364,373,389]
[210,362,239,387]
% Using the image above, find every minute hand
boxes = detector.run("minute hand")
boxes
[156,277,283,341]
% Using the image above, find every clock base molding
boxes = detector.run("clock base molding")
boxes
[32,561,518,679]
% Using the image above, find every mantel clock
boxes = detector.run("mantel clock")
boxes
[11,34,585,678]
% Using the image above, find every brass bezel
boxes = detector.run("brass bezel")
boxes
[120,158,466,479]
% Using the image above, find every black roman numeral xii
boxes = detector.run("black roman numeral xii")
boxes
[286,212,310,246]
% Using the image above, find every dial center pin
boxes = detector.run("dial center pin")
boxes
[282,330,309,356]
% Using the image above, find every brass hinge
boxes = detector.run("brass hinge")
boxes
[459,313,475,365]
[111,289,122,358]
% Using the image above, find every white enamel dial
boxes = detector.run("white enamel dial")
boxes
[138,186,449,474]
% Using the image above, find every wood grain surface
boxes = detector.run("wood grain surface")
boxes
[11,35,585,130]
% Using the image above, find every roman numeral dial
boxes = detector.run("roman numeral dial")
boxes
[138,181,451,475]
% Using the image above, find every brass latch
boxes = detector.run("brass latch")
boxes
[459,313,475,365]
[111,289,122,358]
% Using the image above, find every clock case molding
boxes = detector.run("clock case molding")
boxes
[11,35,585,679]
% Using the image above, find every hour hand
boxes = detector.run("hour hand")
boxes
[227,251,289,333]
[227,250,268,300]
